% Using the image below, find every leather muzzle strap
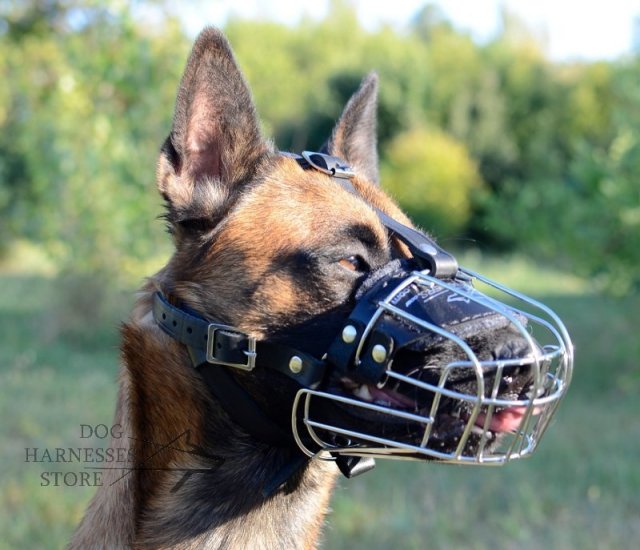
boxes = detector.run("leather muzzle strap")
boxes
[152,292,326,389]
[286,151,459,278]
[153,292,323,495]
[152,291,375,488]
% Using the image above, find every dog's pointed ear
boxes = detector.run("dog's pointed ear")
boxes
[326,72,379,184]
[157,27,270,228]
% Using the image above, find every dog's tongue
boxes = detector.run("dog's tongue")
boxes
[475,407,531,433]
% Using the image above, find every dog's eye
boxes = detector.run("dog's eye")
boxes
[339,255,368,273]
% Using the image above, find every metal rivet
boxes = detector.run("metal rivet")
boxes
[342,325,357,344]
[371,345,388,363]
[289,356,303,374]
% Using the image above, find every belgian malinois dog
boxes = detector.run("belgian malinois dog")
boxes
[71,27,572,549]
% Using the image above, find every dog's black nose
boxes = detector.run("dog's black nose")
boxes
[491,331,538,362]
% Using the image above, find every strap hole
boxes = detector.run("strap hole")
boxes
[172,320,177,327]
[162,313,166,320]
[217,343,222,349]
[187,327,192,334]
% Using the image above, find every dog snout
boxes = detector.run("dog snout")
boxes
[401,328,540,402]
[492,332,539,363]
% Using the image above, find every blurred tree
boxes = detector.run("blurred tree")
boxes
[225,2,428,151]
[480,56,640,292]
[0,0,637,292]
[0,0,187,279]
[2,0,72,38]
[381,127,483,238]
[410,4,453,42]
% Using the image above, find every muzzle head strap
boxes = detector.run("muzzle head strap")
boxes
[374,209,458,278]
[285,150,459,277]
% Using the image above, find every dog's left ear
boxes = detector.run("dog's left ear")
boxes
[326,72,379,184]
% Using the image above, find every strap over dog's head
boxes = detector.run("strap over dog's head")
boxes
[285,151,459,278]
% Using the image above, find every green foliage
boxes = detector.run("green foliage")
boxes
[224,8,428,151]
[381,127,483,237]
[569,133,640,292]
[1,1,639,292]
[481,57,640,292]
[0,1,185,281]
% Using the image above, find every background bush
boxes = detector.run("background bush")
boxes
[1,1,638,294]
[381,127,483,237]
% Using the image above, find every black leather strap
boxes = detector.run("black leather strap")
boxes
[153,292,326,388]
[152,291,211,349]
[197,361,293,447]
[374,209,458,278]
[284,151,459,278]
[152,292,333,497]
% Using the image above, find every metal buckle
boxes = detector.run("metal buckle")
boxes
[301,151,355,179]
[206,324,257,371]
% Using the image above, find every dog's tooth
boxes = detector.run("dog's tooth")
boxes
[471,426,484,436]
[354,385,373,402]
[340,377,358,390]
[471,426,493,441]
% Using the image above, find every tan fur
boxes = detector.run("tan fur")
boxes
[71,27,403,549]
[71,281,340,549]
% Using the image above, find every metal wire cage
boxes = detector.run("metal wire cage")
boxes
[291,267,574,465]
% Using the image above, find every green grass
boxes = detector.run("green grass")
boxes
[1,257,638,549]
[0,275,124,547]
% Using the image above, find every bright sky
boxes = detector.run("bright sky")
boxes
[177,0,640,61]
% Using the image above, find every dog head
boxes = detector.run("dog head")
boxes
[154,28,572,467]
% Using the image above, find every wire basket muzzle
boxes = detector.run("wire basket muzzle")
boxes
[291,265,573,465]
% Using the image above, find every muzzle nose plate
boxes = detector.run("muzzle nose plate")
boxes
[327,260,522,385]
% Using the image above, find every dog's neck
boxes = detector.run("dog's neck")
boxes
[70,282,338,549]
